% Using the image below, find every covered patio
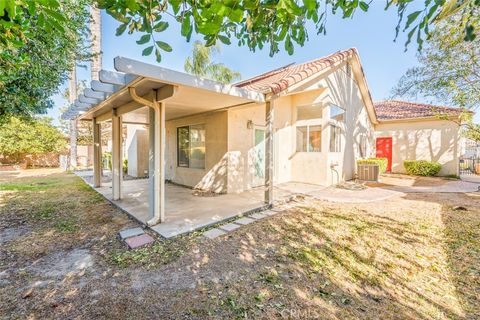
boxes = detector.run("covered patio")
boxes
[63,56,278,237]
[76,171,315,238]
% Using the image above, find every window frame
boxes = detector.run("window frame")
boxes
[295,103,324,154]
[176,124,206,169]
[329,124,342,153]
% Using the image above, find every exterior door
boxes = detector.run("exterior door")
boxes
[376,137,392,172]
[253,127,266,187]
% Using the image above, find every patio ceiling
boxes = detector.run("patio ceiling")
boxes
[62,57,265,122]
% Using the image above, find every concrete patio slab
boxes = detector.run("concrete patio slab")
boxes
[77,171,324,239]
[203,228,227,239]
[124,234,154,249]
[118,227,144,240]
[235,217,255,225]
[219,223,241,232]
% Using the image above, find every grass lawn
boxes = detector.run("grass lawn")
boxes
[0,169,479,319]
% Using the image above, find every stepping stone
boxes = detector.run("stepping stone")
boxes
[118,227,144,240]
[124,234,155,249]
[235,217,255,225]
[250,213,267,220]
[219,223,240,232]
[263,210,278,216]
[203,228,226,239]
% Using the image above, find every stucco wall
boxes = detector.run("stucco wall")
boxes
[287,62,376,185]
[375,120,460,176]
[165,111,228,192]
[225,61,376,192]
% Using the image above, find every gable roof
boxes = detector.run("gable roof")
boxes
[234,48,357,94]
[374,100,465,121]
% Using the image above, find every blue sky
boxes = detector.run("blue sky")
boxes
[49,2,422,123]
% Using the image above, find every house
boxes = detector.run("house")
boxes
[60,48,377,236]
[373,100,464,176]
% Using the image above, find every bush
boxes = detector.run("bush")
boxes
[404,160,442,176]
[357,158,388,174]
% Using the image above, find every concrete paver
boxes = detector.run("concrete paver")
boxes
[118,227,144,240]
[219,223,241,232]
[203,228,227,239]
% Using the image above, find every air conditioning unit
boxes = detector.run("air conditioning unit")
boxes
[357,164,380,182]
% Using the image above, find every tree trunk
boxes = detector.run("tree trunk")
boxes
[91,6,102,81]
[69,67,78,169]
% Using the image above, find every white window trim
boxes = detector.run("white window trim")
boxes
[176,124,206,169]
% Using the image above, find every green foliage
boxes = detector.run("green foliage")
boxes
[0,117,66,162]
[97,0,480,62]
[184,41,241,84]
[123,158,128,174]
[404,160,442,176]
[393,11,480,111]
[0,0,91,118]
[357,158,388,174]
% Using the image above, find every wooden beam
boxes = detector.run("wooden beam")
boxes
[74,101,91,109]
[99,70,126,85]
[96,111,112,123]
[114,56,265,102]
[91,80,118,93]
[85,88,106,100]
[78,94,98,105]
[92,118,102,188]
[264,99,274,206]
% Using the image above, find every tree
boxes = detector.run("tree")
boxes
[97,0,480,62]
[0,117,67,163]
[0,0,91,118]
[184,41,241,84]
[392,11,480,141]
[392,13,479,110]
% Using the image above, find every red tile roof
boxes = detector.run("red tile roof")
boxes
[374,100,464,121]
[234,48,357,94]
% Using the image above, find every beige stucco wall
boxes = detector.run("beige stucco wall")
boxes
[225,61,376,192]
[375,120,460,176]
[165,111,228,193]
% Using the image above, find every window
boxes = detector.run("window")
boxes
[330,105,345,122]
[177,124,206,169]
[296,104,323,152]
[329,125,341,152]
[296,125,322,152]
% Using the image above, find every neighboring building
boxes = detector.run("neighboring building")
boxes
[373,100,464,176]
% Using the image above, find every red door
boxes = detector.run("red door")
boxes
[376,137,392,172]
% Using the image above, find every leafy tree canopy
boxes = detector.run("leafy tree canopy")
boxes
[393,10,480,110]
[0,0,91,118]
[0,117,67,161]
[392,10,480,141]
[184,41,241,83]
[97,0,480,62]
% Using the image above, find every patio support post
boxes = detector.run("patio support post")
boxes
[148,107,155,218]
[147,100,166,226]
[112,109,123,200]
[92,117,102,188]
[265,98,275,206]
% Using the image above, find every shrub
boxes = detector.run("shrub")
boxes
[357,158,388,174]
[404,160,442,176]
